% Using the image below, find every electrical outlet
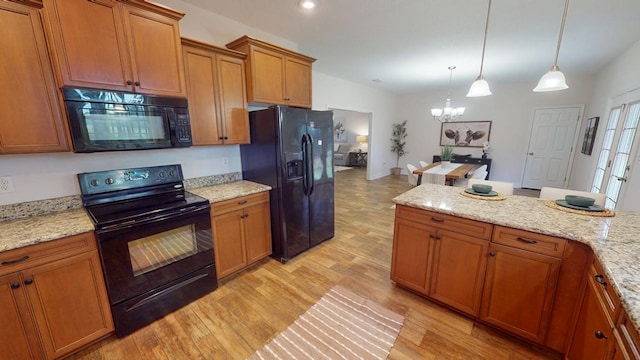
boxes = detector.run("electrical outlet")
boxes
[223,157,229,166]
[0,176,15,193]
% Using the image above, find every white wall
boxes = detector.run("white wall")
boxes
[569,39,640,209]
[0,147,240,205]
[396,76,594,185]
[312,72,398,180]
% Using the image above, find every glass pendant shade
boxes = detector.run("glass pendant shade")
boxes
[467,75,492,97]
[533,65,568,92]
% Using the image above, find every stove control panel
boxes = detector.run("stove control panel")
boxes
[78,164,184,196]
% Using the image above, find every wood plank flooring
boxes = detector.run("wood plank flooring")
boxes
[68,168,560,359]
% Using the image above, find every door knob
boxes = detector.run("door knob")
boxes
[528,152,534,155]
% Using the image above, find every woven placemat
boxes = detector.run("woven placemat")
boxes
[544,200,615,217]
[460,190,507,201]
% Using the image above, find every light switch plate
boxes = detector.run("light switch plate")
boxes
[0,176,15,193]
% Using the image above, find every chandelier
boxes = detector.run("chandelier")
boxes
[431,66,465,122]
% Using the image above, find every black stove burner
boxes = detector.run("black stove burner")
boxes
[86,190,209,231]
[78,164,210,229]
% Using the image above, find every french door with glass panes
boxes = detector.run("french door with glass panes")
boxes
[591,101,640,209]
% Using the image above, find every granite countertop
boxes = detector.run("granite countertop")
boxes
[189,180,271,203]
[0,180,270,254]
[393,184,640,332]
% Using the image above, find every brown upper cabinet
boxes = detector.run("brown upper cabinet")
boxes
[182,38,249,145]
[226,36,315,109]
[0,0,69,154]
[43,0,187,97]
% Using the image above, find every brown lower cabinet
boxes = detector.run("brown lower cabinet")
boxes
[0,232,113,359]
[211,192,272,279]
[390,204,619,355]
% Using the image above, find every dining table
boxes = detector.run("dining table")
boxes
[412,162,475,186]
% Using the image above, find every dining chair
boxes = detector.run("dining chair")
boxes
[406,164,419,186]
[539,187,606,206]
[419,160,429,168]
[471,169,487,180]
[467,179,514,195]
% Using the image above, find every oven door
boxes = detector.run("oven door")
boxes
[65,100,172,152]
[96,207,215,306]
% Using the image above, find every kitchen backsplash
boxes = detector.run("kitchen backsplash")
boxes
[0,172,242,222]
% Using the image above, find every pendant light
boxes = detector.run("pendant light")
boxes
[467,0,493,97]
[533,0,570,92]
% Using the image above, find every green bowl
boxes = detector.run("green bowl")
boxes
[472,184,492,194]
[565,195,595,207]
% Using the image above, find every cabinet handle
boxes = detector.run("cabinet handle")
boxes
[237,200,248,205]
[134,81,141,86]
[594,330,608,340]
[594,274,608,286]
[2,255,29,265]
[240,214,249,219]
[24,279,33,285]
[431,217,444,223]
[489,251,496,256]
[11,283,20,290]
[516,237,538,245]
[127,80,133,85]
[219,137,224,140]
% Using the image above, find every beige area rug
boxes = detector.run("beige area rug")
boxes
[334,166,353,172]
[247,286,404,360]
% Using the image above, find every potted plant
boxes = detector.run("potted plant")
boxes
[440,144,454,168]
[390,120,408,175]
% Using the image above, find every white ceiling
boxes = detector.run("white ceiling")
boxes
[181,0,640,94]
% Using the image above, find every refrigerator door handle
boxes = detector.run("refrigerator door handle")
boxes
[301,134,310,196]
[306,133,315,196]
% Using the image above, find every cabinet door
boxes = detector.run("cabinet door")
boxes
[23,251,114,360]
[0,273,42,360]
[429,229,489,316]
[217,54,250,144]
[212,210,247,279]
[1,2,68,154]
[183,44,222,145]
[567,278,613,360]
[122,5,186,97]
[284,57,312,108]
[390,218,433,294]
[244,202,272,264]
[43,0,132,91]
[249,46,285,104]
[480,243,561,343]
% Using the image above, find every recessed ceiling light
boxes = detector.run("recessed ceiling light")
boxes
[298,0,317,9]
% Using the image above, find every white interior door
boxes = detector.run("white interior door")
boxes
[522,107,581,189]
[594,102,640,209]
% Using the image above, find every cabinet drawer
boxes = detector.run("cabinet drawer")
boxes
[211,192,269,216]
[492,226,566,257]
[589,258,621,326]
[395,205,492,240]
[617,311,640,360]
[0,232,96,276]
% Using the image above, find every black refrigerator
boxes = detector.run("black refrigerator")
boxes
[240,106,334,263]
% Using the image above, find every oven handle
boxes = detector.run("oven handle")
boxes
[96,204,210,233]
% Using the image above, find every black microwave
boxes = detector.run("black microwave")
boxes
[62,87,192,153]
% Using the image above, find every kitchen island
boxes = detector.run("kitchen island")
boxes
[392,183,640,356]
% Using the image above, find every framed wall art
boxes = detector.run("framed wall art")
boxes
[333,119,348,143]
[440,121,492,147]
[581,116,599,155]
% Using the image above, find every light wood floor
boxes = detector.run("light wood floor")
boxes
[69,168,560,359]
